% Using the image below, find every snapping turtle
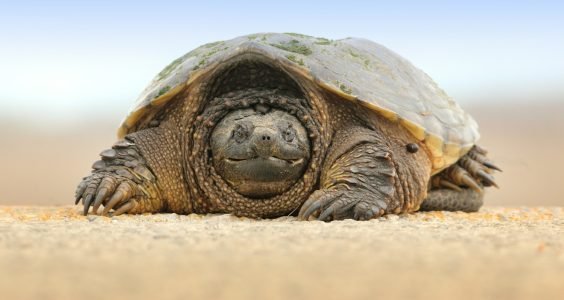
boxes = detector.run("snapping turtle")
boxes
[75,33,499,221]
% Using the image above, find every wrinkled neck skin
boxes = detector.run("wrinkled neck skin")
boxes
[181,69,331,217]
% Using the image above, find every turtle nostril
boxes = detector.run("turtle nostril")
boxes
[254,128,275,146]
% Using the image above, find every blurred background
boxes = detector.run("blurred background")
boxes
[0,0,562,206]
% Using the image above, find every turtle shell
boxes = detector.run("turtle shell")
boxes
[118,33,479,174]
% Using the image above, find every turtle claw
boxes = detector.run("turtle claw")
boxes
[111,201,135,216]
[299,189,387,222]
[299,190,336,220]
[75,180,87,205]
[92,177,118,215]
[460,173,483,193]
[317,204,336,221]
[432,145,500,192]
[101,182,135,216]
[79,177,104,215]
[92,187,110,215]
[83,194,93,216]
[477,170,498,188]
[301,201,322,220]
[438,179,463,192]
[483,161,502,172]
[76,173,140,217]
[353,201,386,221]
[460,146,500,189]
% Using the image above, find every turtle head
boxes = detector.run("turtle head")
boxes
[211,105,310,198]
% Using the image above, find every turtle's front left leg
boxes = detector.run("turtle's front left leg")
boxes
[75,130,165,216]
[299,128,398,221]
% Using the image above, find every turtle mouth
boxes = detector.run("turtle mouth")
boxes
[226,156,304,165]
[221,156,307,198]
[223,156,307,182]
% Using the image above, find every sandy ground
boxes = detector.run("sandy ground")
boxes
[0,206,562,300]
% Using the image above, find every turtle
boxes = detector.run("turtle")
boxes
[75,32,500,221]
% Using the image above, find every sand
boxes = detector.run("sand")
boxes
[1,206,562,300]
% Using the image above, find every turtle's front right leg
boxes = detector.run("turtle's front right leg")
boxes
[75,131,164,216]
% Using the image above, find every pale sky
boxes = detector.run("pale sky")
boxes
[1,1,563,125]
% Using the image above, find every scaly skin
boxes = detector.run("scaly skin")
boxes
[298,128,396,220]
[75,138,164,216]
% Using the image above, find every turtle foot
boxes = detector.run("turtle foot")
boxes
[298,189,388,221]
[75,140,162,216]
[432,145,501,193]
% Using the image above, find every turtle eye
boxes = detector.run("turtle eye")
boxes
[282,125,296,143]
[232,124,250,143]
